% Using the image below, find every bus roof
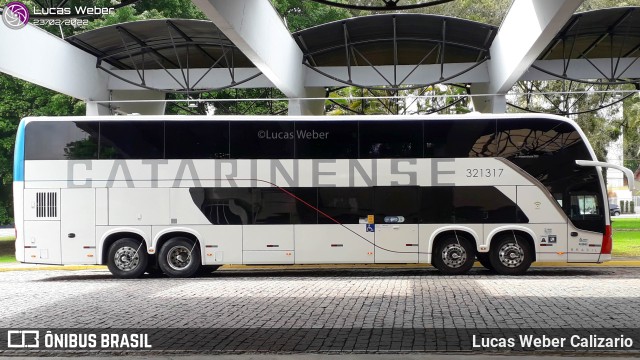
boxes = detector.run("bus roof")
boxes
[20,112,576,124]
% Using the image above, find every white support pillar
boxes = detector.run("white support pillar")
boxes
[86,102,112,116]
[110,90,167,115]
[472,0,584,113]
[287,88,326,116]
[192,0,325,115]
[0,22,109,102]
[470,83,506,113]
[86,90,167,116]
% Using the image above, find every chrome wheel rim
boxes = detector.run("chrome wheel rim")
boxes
[167,245,192,271]
[441,243,467,268]
[498,242,525,268]
[114,246,140,272]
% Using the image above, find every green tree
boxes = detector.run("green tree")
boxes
[271,0,351,31]
[623,92,640,191]
[0,75,85,224]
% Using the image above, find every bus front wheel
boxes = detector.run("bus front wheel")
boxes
[158,237,201,278]
[489,234,533,275]
[432,235,475,275]
[107,238,148,279]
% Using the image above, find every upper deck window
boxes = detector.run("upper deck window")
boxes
[25,121,99,160]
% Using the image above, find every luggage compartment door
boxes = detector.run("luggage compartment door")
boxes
[61,188,96,264]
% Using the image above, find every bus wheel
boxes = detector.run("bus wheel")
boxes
[158,237,201,278]
[476,253,494,271]
[107,238,148,279]
[489,234,532,275]
[432,235,475,275]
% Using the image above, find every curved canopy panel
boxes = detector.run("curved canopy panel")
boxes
[66,19,261,93]
[507,80,639,116]
[307,0,455,11]
[293,14,497,90]
[535,7,640,85]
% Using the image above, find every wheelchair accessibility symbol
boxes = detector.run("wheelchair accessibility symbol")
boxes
[366,224,375,232]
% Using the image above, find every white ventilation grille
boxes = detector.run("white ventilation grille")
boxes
[36,192,57,218]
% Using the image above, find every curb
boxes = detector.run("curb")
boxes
[1,261,640,272]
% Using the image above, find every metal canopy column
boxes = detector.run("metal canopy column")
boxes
[0,23,109,104]
[192,0,325,115]
[472,0,584,113]
[0,23,168,115]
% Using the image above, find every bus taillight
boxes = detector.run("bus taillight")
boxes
[601,225,612,254]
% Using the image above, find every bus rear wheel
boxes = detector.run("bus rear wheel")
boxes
[432,235,475,275]
[158,237,201,278]
[489,234,533,275]
[107,238,148,279]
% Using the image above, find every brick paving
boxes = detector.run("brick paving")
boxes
[0,267,639,353]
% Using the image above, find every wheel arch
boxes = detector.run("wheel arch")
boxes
[429,226,481,255]
[153,228,203,263]
[486,226,537,262]
[100,229,150,265]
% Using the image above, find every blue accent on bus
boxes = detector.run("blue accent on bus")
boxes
[13,119,26,182]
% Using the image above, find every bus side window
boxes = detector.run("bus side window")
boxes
[166,121,229,159]
[197,188,252,225]
[569,194,600,218]
[424,120,496,158]
[358,121,423,158]
[230,121,294,159]
[252,188,317,225]
[25,121,100,160]
[374,187,420,224]
[295,121,357,159]
[99,121,164,159]
[317,187,373,224]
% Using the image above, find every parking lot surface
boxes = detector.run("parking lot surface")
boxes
[1,266,639,354]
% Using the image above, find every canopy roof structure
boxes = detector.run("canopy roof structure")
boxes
[294,14,497,90]
[67,19,261,93]
[306,0,456,11]
[535,6,640,84]
[2,0,640,115]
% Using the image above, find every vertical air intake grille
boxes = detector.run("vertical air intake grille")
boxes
[36,192,57,218]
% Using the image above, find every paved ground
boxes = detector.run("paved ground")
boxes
[0,266,639,355]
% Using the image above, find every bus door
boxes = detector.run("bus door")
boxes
[60,188,96,264]
[566,192,605,262]
[374,187,420,263]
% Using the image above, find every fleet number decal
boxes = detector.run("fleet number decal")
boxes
[465,168,504,178]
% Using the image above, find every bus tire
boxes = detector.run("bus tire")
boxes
[107,238,148,279]
[432,235,475,275]
[476,253,494,271]
[197,265,221,276]
[489,234,533,275]
[158,237,201,278]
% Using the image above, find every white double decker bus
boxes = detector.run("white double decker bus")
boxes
[13,114,634,278]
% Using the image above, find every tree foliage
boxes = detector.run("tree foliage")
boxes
[623,93,640,174]
[271,0,351,31]
[0,75,85,224]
